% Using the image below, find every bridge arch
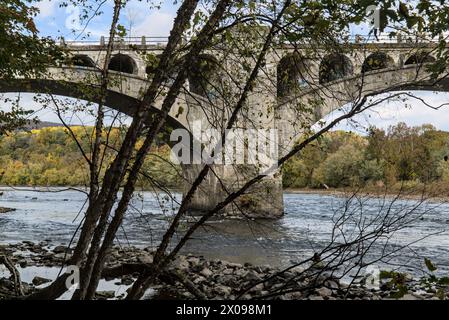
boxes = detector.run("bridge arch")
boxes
[188,54,222,99]
[319,53,354,84]
[0,67,209,133]
[362,52,395,73]
[404,51,436,65]
[277,52,310,98]
[70,55,97,68]
[108,54,137,74]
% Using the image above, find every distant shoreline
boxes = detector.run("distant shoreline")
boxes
[284,187,449,203]
[2,185,449,203]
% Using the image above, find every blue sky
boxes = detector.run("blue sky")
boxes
[2,1,449,132]
[33,0,178,40]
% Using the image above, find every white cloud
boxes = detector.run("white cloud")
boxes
[132,11,174,37]
[0,93,131,126]
[34,0,58,18]
[322,91,449,133]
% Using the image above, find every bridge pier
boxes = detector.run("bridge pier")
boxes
[182,164,284,219]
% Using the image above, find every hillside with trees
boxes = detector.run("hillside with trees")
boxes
[1,123,449,192]
[0,126,180,189]
[283,123,449,191]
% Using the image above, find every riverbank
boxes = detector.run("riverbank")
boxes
[3,185,448,202]
[285,187,449,203]
[1,242,448,300]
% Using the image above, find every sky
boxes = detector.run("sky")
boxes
[2,0,449,133]
[33,0,178,40]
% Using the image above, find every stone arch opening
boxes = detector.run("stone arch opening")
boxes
[188,54,221,99]
[362,52,395,73]
[145,54,161,75]
[404,52,436,65]
[145,54,179,85]
[319,53,353,84]
[70,55,96,68]
[108,54,137,74]
[277,52,310,98]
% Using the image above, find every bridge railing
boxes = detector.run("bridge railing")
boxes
[61,36,170,47]
[58,32,445,48]
[346,33,445,44]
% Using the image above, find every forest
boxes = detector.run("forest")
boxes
[1,122,449,191]
[0,126,180,189]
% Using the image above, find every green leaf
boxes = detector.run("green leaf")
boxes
[425,258,437,272]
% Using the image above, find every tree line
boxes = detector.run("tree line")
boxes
[2,122,449,191]
[284,122,449,190]
[0,126,180,189]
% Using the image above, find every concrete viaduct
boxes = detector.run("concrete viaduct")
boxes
[0,36,444,218]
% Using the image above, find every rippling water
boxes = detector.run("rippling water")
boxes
[1,187,449,276]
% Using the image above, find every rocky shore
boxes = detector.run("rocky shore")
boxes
[1,241,448,300]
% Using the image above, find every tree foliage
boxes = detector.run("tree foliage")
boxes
[283,123,449,189]
[0,126,181,188]
[0,0,64,134]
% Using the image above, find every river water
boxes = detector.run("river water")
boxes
[1,187,449,277]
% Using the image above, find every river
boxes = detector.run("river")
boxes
[1,187,449,277]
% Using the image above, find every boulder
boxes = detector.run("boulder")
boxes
[53,245,68,254]
[200,268,214,278]
[95,291,115,299]
[187,256,200,265]
[245,270,261,282]
[173,256,189,270]
[215,285,232,296]
[0,207,16,214]
[32,276,52,286]
[137,253,153,264]
[316,287,333,297]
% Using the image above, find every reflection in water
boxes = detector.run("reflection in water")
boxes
[1,188,449,276]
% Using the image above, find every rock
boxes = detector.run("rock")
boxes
[200,268,214,278]
[216,274,237,286]
[282,292,303,300]
[324,279,340,290]
[54,252,71,261]
[137,253,153,264]
[53,245,68,254]
[121,275,134,286]
[193,276,207,284]
[187,256,200,265]
[215,285,232,296]
[316,287,333,297]
[96,291,115,299]
[226,262,243,269]
[245,270,262,282]
[250,283,264,293]
[32,276,52,286]
[223,268,234,275]
[234,269,248,278]
[173,256,189,270]
[0,207,16,214]
[400,293,423,300]
[309,295,324,300]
